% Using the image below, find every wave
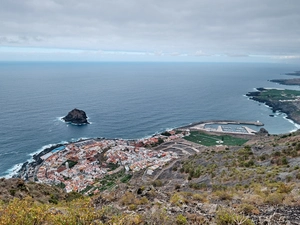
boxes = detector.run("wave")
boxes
[282,114,300,133]
[57,116,93,125]
[28,141,68,157]
[2,163,23,178]
[2,137,90,178]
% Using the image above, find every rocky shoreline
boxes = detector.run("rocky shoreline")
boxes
[14,138,104,180]
[246,88,300,125]
[14,143,65,180]
[270,78,300,86]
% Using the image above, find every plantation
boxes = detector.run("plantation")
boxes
[258,89,300,101]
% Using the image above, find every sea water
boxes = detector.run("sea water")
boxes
[0,62,300,177]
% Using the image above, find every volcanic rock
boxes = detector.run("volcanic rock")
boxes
[62,108,89,124]
[257,128,269,136]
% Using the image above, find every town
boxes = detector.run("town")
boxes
[36,130,188,193]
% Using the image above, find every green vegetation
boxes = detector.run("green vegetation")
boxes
[62,160,77,168]
[184,131,248,146]
[107,162,119,171]
[98,169,132,192]
[216,208,254,225]
[256,89,300,101]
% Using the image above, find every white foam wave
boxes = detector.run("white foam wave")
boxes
[137,127,177,140]
[28,141,68,157]
[58,116,92,125]
[2,163,23,178]
[282,114,300,132]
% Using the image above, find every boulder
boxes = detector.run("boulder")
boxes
[62,108,89,124]
[257,128,269,136]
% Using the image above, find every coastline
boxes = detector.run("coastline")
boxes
[246,88,300,125]
[12,120,261,182]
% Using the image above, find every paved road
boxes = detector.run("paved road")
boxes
[142,139,204,182]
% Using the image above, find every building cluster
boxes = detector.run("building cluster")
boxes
[105,144,178,172]
[37,140,112,192]
[35,131,186,193]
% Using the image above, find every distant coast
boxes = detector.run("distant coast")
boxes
[270,70,300,86]
[246,88,300,125]
[270,78,300,86]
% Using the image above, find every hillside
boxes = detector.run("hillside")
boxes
[1,130,300,224]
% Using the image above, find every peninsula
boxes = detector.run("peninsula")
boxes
[270,78,300,86]
[246,88,300,124]
[270,71,300,86]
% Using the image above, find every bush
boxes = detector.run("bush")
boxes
[170,193,185,206]
[277,183,293,194]
[66,191,82,202]
[282,156,288,165]
[176,214,188,225]
[49,194,58,204]
[216,208,254,225]
[9,189,16,196]
[265,193,284,205]
[120,192,136,205]
[152,180,163,187]
[192,194,205,202]
[128,204,137,210]
[214,190,233,201]
[237,203,259,215]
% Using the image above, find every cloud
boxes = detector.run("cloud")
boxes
[1,0,300,61]
[194,50,210,57]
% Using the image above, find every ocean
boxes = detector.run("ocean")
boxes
[0,61,300,177]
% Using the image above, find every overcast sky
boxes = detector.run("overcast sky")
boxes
[1,0,300,62]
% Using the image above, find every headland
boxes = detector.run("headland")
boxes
[246,88,300,124]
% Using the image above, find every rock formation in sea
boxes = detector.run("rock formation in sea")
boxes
[62,108,89,124]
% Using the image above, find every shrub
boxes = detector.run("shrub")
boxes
[9,189,16,196]
[170,193,185,206]
[265,193,284,205]
[128,204,137,210]
[189,182,207,190]
[139,196,149,205]
[216,208,254,225]
[66,191,82,202]
[282,156,288,165]
[49,194,58,204]
[277,183,293,194]
[214,190,233,201]
[176,214,188,225]
[192,193,205,202]
[119,192,136,205]
[273,151,281,157]
[295,143,300,151]
[152,180,163,187]
[237,203,259,215]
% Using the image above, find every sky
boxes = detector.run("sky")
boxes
[1,0,300,62]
